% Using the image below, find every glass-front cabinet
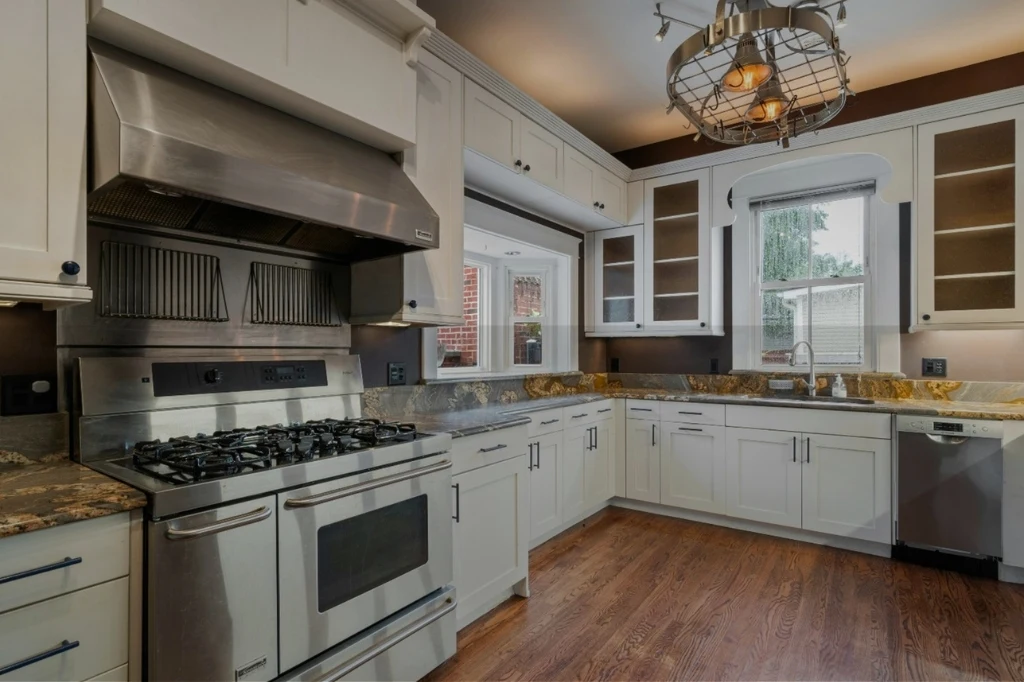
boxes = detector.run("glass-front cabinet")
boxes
[588,168,719,336]
[917,105,1024,328]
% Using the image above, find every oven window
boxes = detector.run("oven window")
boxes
[316,495,429,612]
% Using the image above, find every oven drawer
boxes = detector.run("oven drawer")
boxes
[451,426,528,476]
[526,408,564,437]
[0,577,128,682]
[660,402,725,425]
[0,513,129,615]
[278,456,454,672]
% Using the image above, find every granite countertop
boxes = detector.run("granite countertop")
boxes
[0,459,148,540]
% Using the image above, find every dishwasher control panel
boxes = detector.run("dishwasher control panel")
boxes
[897,415,1002,439]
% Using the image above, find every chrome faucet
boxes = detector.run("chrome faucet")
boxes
[788,341,817,396]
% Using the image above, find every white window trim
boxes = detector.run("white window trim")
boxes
[731,153,902,373]
[753,192,872,372]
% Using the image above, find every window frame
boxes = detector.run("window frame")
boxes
[435,257,492,377]
[506,264,553,371]
[753,188,874,372]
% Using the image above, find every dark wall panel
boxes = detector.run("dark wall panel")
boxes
[349,326,423,388]
[0,306,57,377]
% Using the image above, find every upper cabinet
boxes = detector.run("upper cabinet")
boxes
[88,0,431,152]
[0,0,90,306]
[916,105,1024,329]
[351,52,465,326]
[464,81,522,171]
[586,168,722,336]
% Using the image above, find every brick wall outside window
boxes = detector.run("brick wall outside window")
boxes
[437,266,479,368]
[512,275,543,365]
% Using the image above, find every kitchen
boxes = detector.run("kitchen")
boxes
[1,0,1023,680]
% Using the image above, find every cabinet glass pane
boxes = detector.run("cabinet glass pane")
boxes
[602,236,634,264]
[603,263,634,298]
[935,120,1015,176]
[653,181,698,219]
[654,295,698,322]
[603,297,635,323]
[653,260,698,296]
[935,227,1015,277]
[602,234,636,322]
[653,216,698,261]
[935,167,1015,231]
[935,275,1015,311]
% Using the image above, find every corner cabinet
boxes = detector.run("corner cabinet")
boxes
[915,105,1024,329]
[350,52,465,325]
[0,0,90,306]
[586,168,722,336]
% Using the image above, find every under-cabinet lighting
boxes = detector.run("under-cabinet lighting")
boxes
[369,321,411,327]
[0,300,18,308]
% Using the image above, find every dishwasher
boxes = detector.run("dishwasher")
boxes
[896,416,1003,572]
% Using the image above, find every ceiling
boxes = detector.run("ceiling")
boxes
[418,0,1024,153]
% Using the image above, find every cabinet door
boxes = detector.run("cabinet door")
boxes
[529,432,563,541]
[595,167,627,225]
[564,146,597,208]
[593,225,644,332]
[625,419,660,504]
[464,79,521,171]
[452,456,529,627]
[726,428,802,529]
[643,169,711,332]
[802,435,892,543]
[917,105,1024,326]
[585,421,614,509]
[0,1,87,288]
[520,118,564,192]
[562,425,587,522]
[661,424,726,514]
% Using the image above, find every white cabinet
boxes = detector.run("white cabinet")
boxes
[596,167,628,225]
[89,0,426,151]
[350,51,464,325]
[916,105,1024,329]
[562,403,616,521]
[584,419,614,509]
[802,435,892,544]
[521,119,565,192]
[562,424,588,522]
[452,455,529,628]
[591,225,644,333]
[726,428,804,529]
[562,147,627,224]
[0,0,90,305]
[625,417,660,504]
[528,431,563,542]
[464,80,522,172]
[661,424,727,515]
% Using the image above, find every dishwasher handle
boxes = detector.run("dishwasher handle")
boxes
[925,434,970,446]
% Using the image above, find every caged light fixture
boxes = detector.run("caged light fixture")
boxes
[655,0,852,146]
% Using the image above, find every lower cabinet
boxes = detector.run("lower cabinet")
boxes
[661,424,727,515]
[452,455,529,629]
[625,417,660,504]
[528,431,563,541]
[584,419,614,509]
[726,428,804,529]
[563,424,588,521]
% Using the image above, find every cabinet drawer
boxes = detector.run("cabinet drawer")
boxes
[0,513,129,615]
[526,408,565,437]
[0,577,128,682]
[625,399,658,420]
[725,405,891,440]
[564,400,615,426]
[660,402,725,426]
[451,426,528,476]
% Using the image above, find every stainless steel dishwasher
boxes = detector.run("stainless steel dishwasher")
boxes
[896,416,1003,559]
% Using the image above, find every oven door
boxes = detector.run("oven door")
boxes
[277,455,453,672]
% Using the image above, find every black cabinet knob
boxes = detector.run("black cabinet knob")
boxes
[514,160,523,168]
[408,300,418,309]
[700,322,706,328]
[922,314,931,321]
[599,203,606,210]
[635,323,641,329]
[523,164,531,172]
[204,369,223,384]
[593,202,600,208]
[61,261,80,276]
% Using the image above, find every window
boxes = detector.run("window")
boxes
[756,187,871,369]
[509,270,549,368]
[437,262,488,371]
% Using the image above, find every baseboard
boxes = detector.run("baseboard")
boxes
[611,498,893,558]
[999,563,1024,584]
[457,587,517,631]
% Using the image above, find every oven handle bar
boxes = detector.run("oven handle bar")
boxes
[315,597,458,682]
[284,460,453,509]
[165,505,273,540]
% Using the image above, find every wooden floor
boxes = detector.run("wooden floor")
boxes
[426,508,1024,681]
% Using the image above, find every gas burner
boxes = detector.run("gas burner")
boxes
[128,418,421,484]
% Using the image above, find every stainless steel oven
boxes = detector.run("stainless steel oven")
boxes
[277,453,454,671]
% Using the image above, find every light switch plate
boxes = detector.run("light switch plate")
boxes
[387,362,407,386]
[922,358,947,377]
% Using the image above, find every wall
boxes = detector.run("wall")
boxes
[0,305,57,377]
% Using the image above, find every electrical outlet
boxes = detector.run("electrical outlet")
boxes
[387,362,406,386]
[710,358,720,375]
[610,358,620,372]
[922,358,947,378]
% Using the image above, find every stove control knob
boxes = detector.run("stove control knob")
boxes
[204,368,224,385]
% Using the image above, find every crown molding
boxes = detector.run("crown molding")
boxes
[424,30,633,181]
[629,85,1024,181]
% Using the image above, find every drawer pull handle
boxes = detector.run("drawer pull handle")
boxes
[571,413,588,419]
[630,407,653,412]
[0,556,82,586]
[479,444,507,453]
[0,639,80,676]
[598,408,612,413]
[285,461,451,509]
[167,506,272,537]
[678,427,703,432]
[678,411,703,416]
[540,419,560,425]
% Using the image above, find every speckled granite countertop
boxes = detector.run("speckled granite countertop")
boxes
[0,460,147,540]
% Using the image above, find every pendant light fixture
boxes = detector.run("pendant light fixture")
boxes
[658,0,851,146]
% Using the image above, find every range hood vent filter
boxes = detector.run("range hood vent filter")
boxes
[249,262,342,328]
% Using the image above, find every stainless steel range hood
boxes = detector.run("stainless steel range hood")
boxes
[87,40,438,263]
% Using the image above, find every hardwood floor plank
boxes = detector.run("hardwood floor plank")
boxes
[428,508,1024,682]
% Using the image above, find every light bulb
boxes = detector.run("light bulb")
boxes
[744,78,792,123]
[720,34,773,93]
[836,1,848,28]
[655,21,670,42]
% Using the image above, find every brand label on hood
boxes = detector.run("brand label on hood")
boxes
[415,229,434,241]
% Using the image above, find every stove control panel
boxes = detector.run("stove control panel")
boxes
[152,360,328,396]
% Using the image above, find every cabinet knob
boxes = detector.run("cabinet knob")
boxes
[408,300,418,309]
[700,322,706,328]
[922,314,931,321]
[523,164,531,172]
[514,160,523,169]
[61,261,81,276]
[635,323,641,329]
[593,202,600,208]
[599,203,606,210]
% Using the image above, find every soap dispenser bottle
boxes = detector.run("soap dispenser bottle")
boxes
[832,374,847,398]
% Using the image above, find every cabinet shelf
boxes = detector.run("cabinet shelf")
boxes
[604,261,635,267]
[653,292,698,298]
[653,256,699,264]
[933,271,1015,281]
[653,211,699,222]
[934,163,1015,180]
[935,223,1014,235]
[603,295,635,300]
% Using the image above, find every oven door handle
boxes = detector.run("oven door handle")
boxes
[315,597,458,682]
[284,460,453,509]
[165,506,272,540]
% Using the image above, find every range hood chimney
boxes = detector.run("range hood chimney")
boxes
[87,40,439,263]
